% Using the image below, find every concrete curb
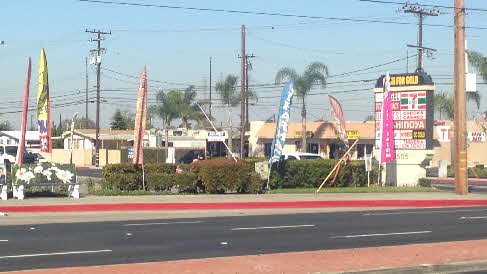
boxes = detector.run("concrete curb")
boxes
[345,259,487,274]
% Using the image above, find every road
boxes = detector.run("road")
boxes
[1,206,487,272]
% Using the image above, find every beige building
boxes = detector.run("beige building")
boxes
[432,120,487,167]
[248,121,375,159]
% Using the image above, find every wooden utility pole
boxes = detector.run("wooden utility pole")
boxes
[86,29,111,167]
[85,57,89,128]
[454,0,468,195]
[402,4,439,71]
[240,25,246,159]
[209,56,212,118]
[245,53,255,131]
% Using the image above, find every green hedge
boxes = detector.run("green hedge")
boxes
[270,159,377,189]
[103,158,374,194]
[447,166,487,178]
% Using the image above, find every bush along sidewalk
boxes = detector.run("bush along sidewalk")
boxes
[269,159,378,189]
[101,158,379,195]
[102,159,265,195]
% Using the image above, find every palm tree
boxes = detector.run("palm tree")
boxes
[179,85,206,129]
[155,90,181,149]
[215,74,240,157]
[468,50,487,83]
[434,92,454,120]
[275,62,329,152]
[434,92,481,120]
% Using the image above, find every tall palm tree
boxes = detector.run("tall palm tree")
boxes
[434,92,481,120]
[179,85,206,129]
[468,50,487,83]
[155,90,181,149]
[215,74,240,157]
[275,62,329,152]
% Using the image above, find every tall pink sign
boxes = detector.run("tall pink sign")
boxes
[380,73,396,163]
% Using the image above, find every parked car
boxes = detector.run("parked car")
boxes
[279,152,324,161]
[179,149,205,164]
[0,145,47,170]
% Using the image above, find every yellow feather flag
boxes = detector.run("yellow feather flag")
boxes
[37,49,52,152]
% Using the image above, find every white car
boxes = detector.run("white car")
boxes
[280,153,324,161]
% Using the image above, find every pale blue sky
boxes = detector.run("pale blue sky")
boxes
[1,0,486,129]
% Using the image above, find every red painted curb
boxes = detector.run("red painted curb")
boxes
[1,200,487,212]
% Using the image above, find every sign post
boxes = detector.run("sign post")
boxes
[365,154,372,187]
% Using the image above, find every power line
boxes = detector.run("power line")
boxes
[357,0,487,13]
[78,0,487,30]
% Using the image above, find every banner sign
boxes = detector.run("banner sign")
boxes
[16,58,31,165]
[380,73,396,163]
[468,132,486,142]
[269,81,295,164]
[132,67,148,165]
[375,72,434,150]
[329,95,349,147]
[436,126,451,142]
[346,130,359,140]
[37,49,52,153]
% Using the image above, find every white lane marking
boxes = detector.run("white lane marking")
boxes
[220,242,228,245]
[363,209,487,216]
[123,221,204,227]
[460,216,487,219]
[29,227,36,230]
[331,231,432,239]
[231,224,315,231]
[125,233,133,236]
[0,249,112,259]
[0,240,8,242]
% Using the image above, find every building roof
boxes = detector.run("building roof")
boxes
[255,121,375,139]
[63,129,137,141]
[0,131,40,141]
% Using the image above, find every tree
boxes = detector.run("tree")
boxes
[155,90,181,149]
[468,50,487,83]
[121,110,135,130]
[179,85,205,129]
[275,62,329,152]
[0,121,12,131]
[110,109,129,130]
[434,92,454,120]
[434,92,481,120]
[215,74,240,157]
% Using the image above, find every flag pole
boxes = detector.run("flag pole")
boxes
[196,103,237,162]
[316,139,359,193]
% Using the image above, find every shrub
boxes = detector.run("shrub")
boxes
[146,173,174,191]
[418,178,432,187]
[174,172,199,193]
[270,159,376,189]
[193,158,253,194]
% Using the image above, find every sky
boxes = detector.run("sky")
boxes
[0,0,486,130]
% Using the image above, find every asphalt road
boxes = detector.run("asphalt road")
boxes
[1,207,487,272]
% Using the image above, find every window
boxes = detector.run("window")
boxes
[357,144,365,159]
[5,146,18,156]
[264,143,272,157]
[6,139,10,145]
[307,143,319,154]
[0,147,4,155]
[295,141,301,151]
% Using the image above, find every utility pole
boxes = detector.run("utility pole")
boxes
[240,25,246,159]
[85,56,89,128]
[85,29,111,167]
[209,57,212,118]
[454,0,468,195]
[402,3,439,71]
[245,53,255,131]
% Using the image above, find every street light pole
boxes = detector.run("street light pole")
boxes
[70,112,79,165]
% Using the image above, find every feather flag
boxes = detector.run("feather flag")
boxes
[16,58,32,165]
[132,67,148,165]
[37,49,52,153]
[328,95,349,148]
[380,72,396,163]
[269,80,295,165]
